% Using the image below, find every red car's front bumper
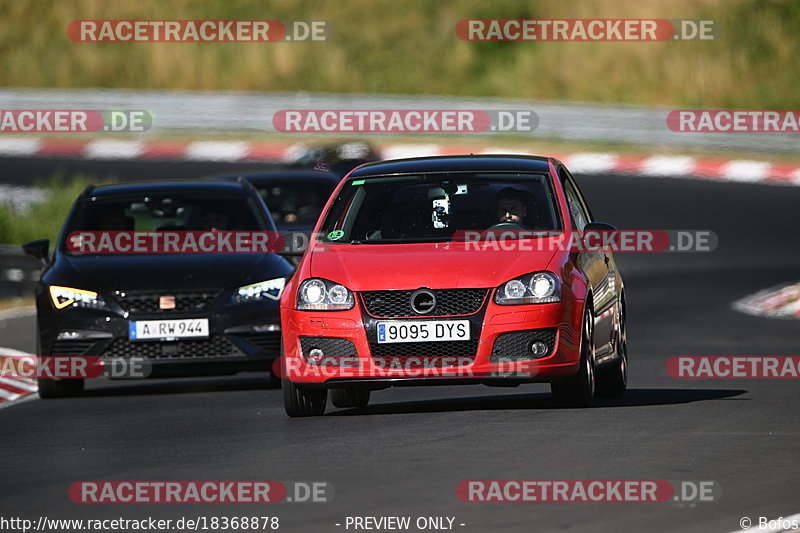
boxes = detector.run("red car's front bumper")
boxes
[281,298,583,386]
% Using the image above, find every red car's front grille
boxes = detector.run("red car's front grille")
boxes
[360,288,488,318]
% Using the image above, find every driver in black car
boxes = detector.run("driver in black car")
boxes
[495,187,528,224]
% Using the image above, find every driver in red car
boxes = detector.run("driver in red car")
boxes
[495,187,528,224]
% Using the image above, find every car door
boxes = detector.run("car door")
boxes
[559,166,616,356]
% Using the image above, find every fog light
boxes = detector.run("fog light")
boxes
[308,348,325,364]
[529,341,549,357]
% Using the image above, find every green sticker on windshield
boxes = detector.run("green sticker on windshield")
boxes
[327,230,345,241]
[352,180,365,186]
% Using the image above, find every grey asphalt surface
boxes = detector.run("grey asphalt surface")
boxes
[0,162,799,533]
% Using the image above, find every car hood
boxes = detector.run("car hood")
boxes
[47,253,293,292]
[308,241,560,291]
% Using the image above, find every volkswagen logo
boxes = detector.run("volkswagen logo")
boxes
[410,289,436,315]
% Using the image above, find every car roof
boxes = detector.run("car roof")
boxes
[348,154,556,178]
[86,178,251,198]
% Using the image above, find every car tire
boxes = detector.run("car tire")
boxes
[37,378,84,399]
[282,378,327,417]
[330,387,370,409]
[595,298,628,399]
[551,304,595,408]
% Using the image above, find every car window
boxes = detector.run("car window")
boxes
[561,171,592,231]
[319,172,561,244]
[63,193,270,251]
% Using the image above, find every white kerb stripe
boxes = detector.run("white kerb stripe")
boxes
[185,141,249,161]
[561,153,618,174]
[84,140,144,160]
[722,160,771,183]
[0,137,42,156]
[380,144,444,160]
[640,155,695,177]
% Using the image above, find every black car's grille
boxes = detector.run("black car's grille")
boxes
[490,328,557,362]
[101,336,243,360]
[370,339,478,368]
[234,332,282,353]
[115,290,220,315]
[50,340,98,357]
[360,289,488,318]
[299,336,359,367]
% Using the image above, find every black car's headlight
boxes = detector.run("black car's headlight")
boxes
[49,285,107,310]
[234,278,286,303]
[495,272,560,305]
[297,278,354,311]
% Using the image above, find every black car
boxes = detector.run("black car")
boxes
[212,170,341,234]
[22,178,294,398]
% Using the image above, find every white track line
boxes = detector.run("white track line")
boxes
[733,282,800,319]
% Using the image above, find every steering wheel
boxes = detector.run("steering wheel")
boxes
[485,222,529,231]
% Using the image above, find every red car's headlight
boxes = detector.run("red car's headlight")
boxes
[297,278,354,311]
[496,271,560,305]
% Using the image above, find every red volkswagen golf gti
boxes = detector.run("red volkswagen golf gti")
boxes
[280,155,627,416]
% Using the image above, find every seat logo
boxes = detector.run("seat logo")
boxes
[410,289,436,315]
[159,296,176,310]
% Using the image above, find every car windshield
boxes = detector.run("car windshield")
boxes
[319,172,561,244]
[62,192,270,252]
[254,181,335,230]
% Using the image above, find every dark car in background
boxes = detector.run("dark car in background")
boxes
[286,141,381,176]
[213,170,341,234]
[23,178,294,398]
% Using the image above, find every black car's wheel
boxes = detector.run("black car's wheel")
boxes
[37,378,84,399]
[551,304,595,407]
[330,387,370,409]
[595,298,628,398]
[282,378,327,417]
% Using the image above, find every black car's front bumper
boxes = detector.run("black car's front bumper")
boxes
[36,289,282,378]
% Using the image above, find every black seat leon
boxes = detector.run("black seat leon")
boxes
[23,178,294,398]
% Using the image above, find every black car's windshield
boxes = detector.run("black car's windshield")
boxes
[62,192,270,252]
[319,173,561,244]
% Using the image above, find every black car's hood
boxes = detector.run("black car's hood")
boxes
[46,253,294,293]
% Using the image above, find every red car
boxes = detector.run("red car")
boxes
[280,155,627,416]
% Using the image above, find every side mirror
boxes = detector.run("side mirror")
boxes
[22,239,50,264]
[582,222,617,251]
